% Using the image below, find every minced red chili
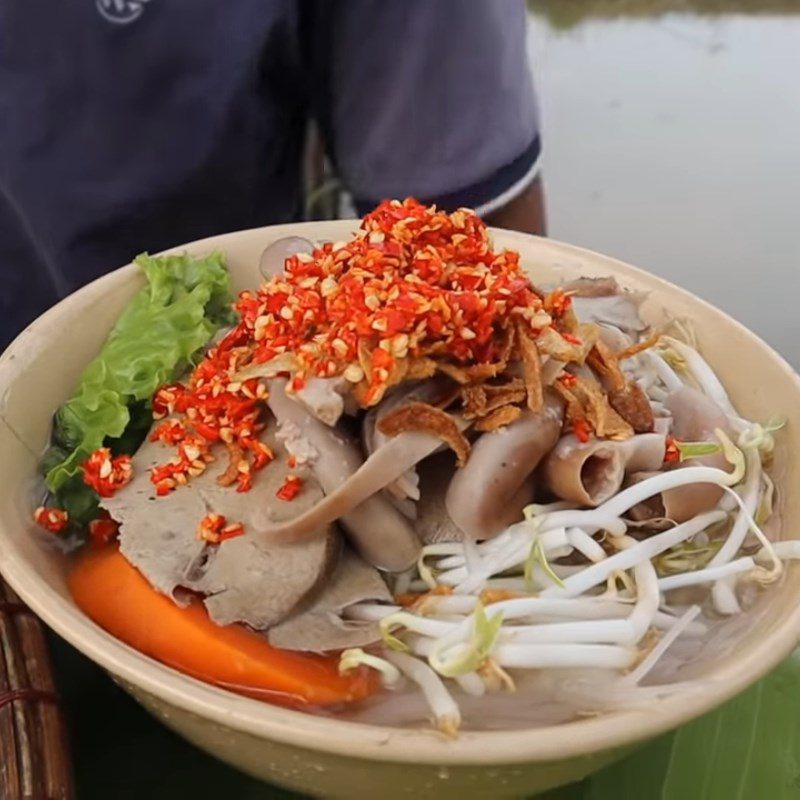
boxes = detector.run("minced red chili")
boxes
[276,475,303,502]
[237,198,544,405]
[147,198,551,495]
[197,513,245,544]
[33,507,69,534]
[82,449,133,498]
[664,436,681,464]
[558,372,578,388]
[88,513,120,547]
[572,418,591,443]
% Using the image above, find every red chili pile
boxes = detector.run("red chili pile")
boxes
[238,198,544,404]
[147,333,274,496]
[144,198,547,502]
[38,199,554,540]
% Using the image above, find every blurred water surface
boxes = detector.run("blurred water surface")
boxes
[529,3,800,367]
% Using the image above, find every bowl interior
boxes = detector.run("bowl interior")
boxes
[0,221,799,764]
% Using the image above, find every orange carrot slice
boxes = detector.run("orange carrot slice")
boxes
[68,546,377,708]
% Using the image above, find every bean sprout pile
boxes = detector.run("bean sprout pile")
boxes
[339,333,793,735]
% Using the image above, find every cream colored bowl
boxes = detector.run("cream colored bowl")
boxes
[1,222,798,799]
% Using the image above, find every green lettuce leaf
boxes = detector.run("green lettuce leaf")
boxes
[44,251,234,525]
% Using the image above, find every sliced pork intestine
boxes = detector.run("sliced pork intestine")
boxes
[275,419,319,466]
[253,409,470,547]
[266,379,421,571]
[362,377,452,502]
[445,393,565,541]
[628,386,730,523]
[543,432,667,508]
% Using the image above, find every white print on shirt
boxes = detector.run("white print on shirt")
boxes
[96,0,154,25]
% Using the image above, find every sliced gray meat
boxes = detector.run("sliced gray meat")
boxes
[102,426,339,629]
[445,392,564,541]
[196,532,339,630]
[363,378,452,502]
[101,437,208,602]
[413,453,464,544]
[268,549,391,652]
[572,295,647,335]
[253,408,468,548]
[543,432,666,507]
[562,277,621,297]
[597,324,634,353]
[629,386,730,523]
[266,379,421,571]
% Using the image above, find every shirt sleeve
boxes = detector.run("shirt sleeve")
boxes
[311,0,541,215]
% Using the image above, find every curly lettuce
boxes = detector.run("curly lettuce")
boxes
[43,251,234,525]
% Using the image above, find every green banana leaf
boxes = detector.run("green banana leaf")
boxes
[544,650,800,799]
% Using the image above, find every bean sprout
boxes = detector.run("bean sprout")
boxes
[383,651,462,736]
[335,334,795,736]
[339,649,403,686]
[657,556,757,591]
[625,606,702,685]
[711,577,742,616]
[709,447,762,567]
[541,511,726,598]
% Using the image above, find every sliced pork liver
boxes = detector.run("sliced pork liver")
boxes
[268,548,391,652]
[102,426,339,629]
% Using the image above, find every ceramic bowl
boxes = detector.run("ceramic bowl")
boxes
[1,222,798,799]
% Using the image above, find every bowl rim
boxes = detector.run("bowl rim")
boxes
[1,221,800,766]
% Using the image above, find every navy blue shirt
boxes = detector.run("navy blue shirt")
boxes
[0,0,540,347]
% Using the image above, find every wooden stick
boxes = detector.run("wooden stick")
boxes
[0,580,73,799]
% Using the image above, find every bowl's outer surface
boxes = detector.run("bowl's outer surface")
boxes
[122,678,639,798]
[0,221,799,799]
